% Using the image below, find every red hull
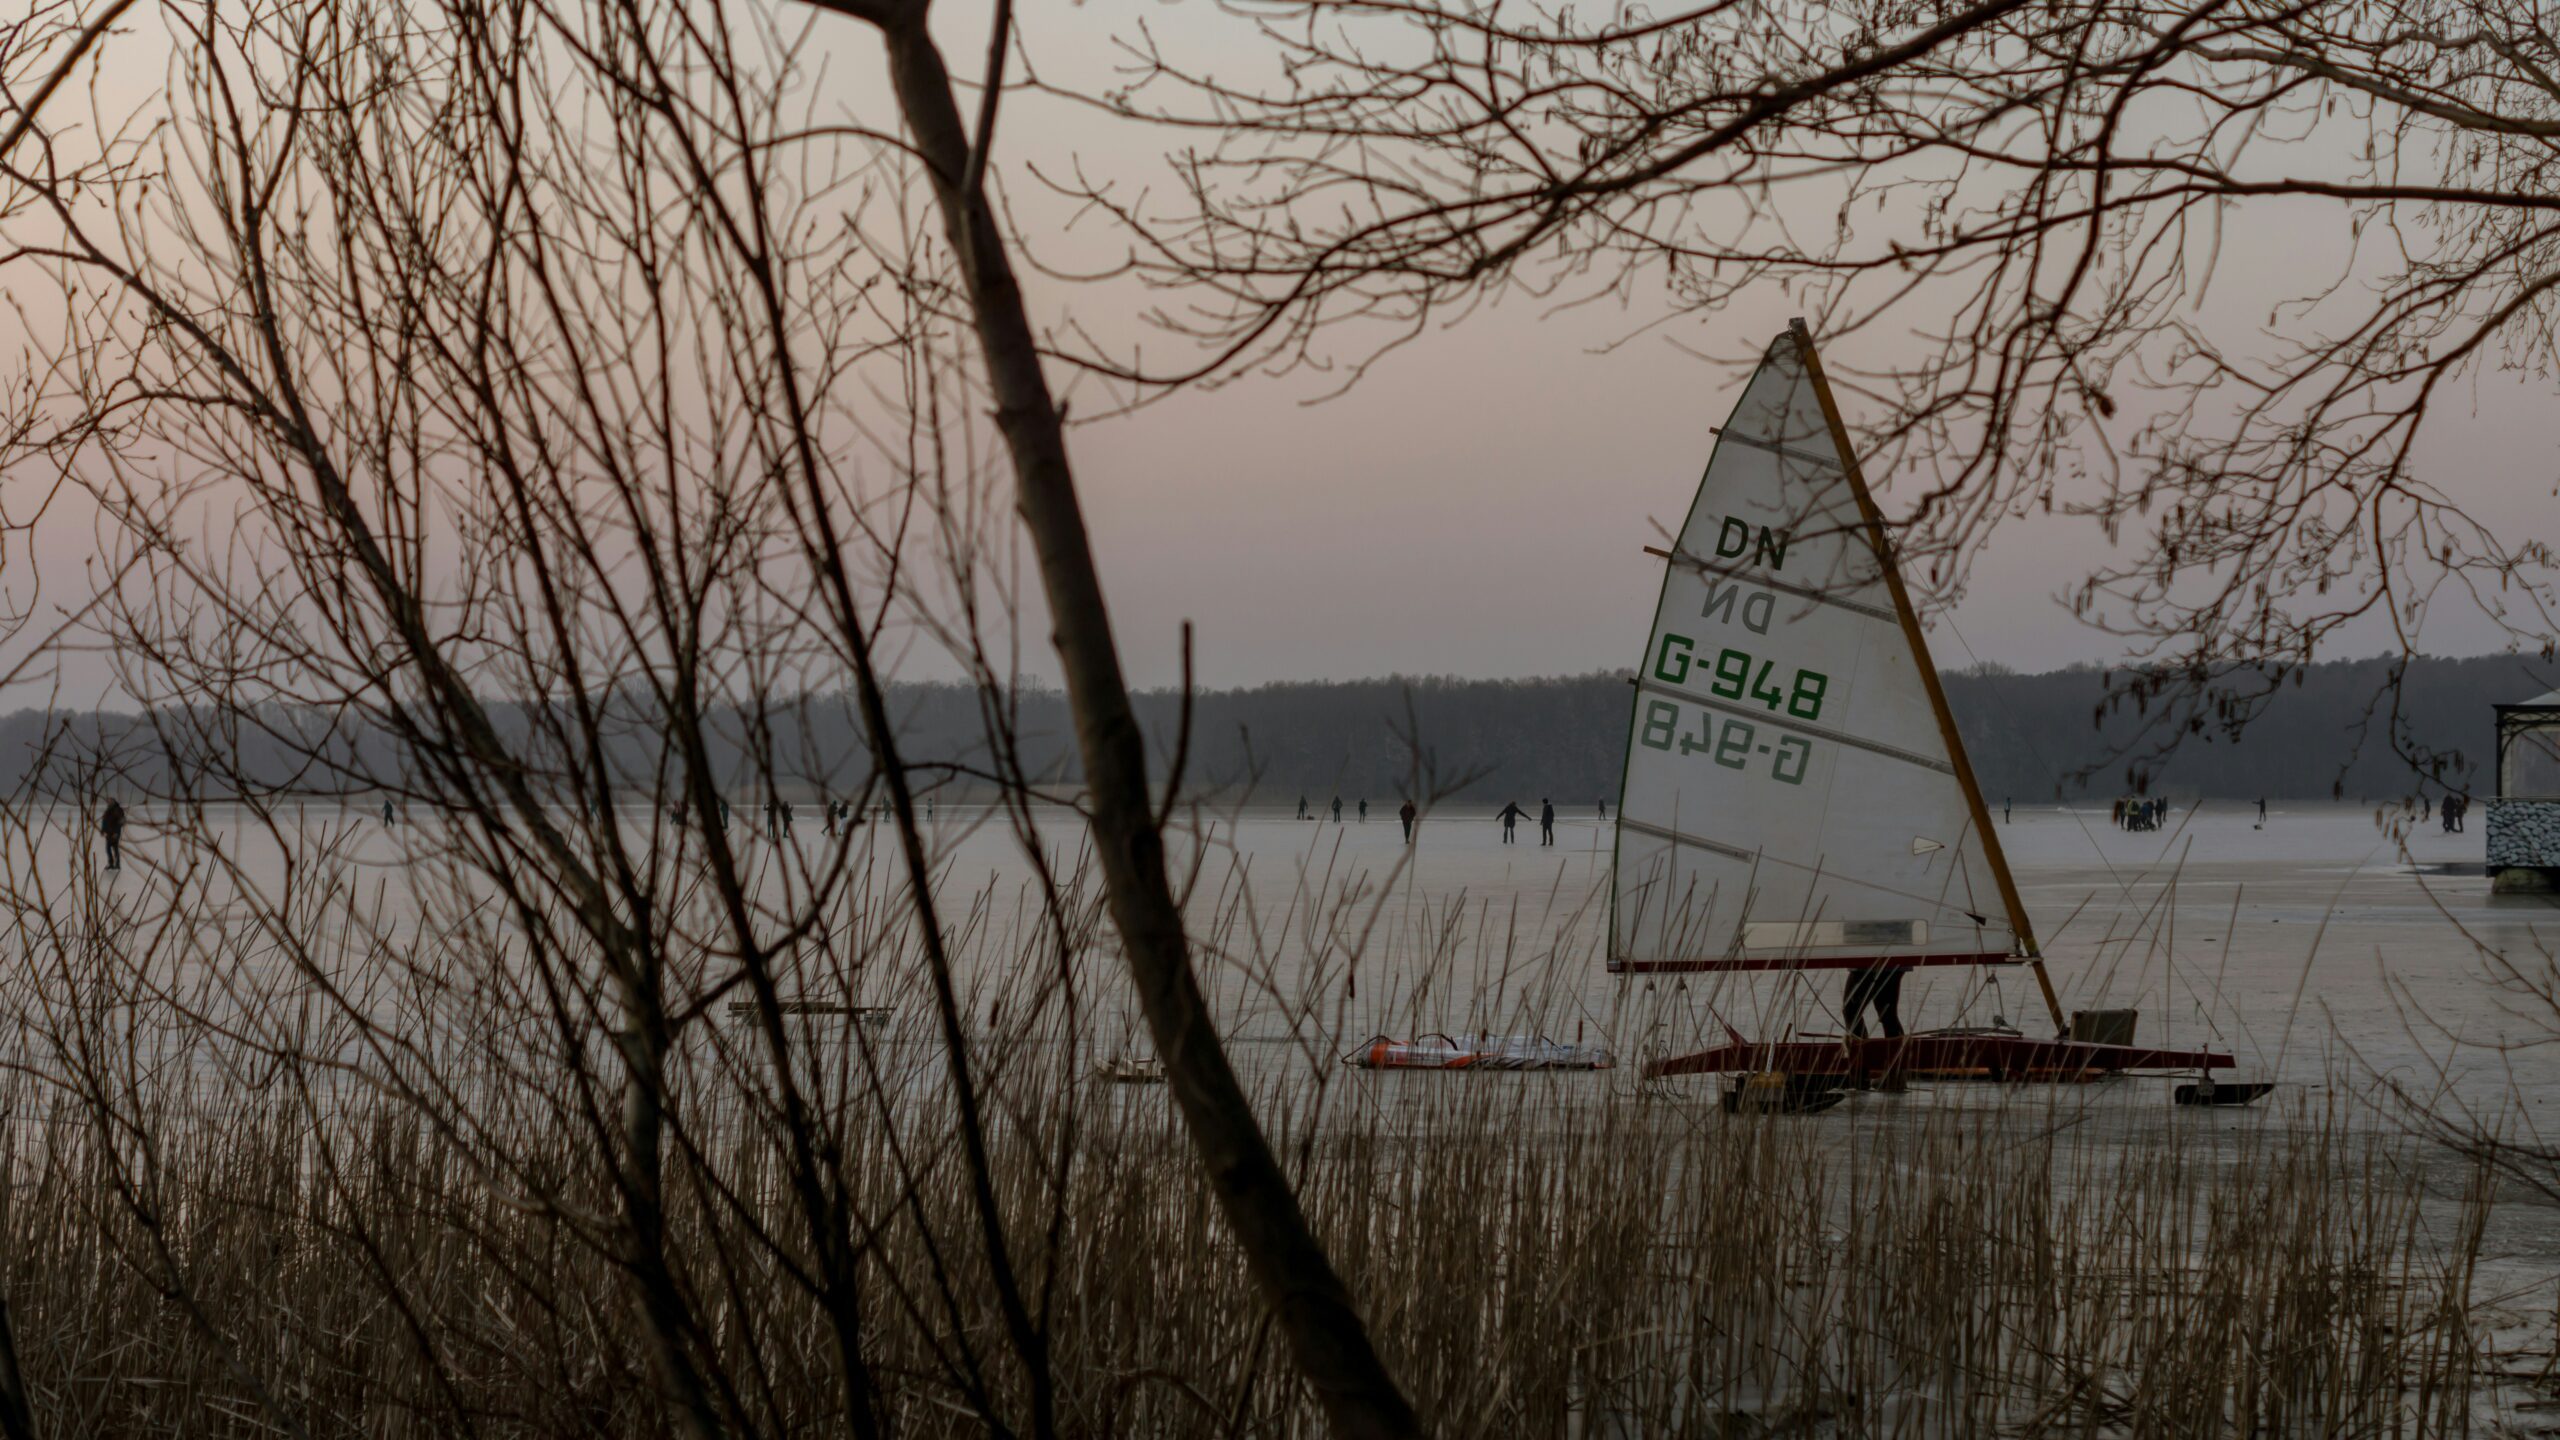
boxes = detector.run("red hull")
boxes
[1646,1032,2232,1081]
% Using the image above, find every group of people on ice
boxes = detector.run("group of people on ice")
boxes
[1295,794,1612,848]
[2113,796,2171,831]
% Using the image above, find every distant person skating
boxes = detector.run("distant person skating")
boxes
[1598,798,1608,820]
[1399,799,1416,844]
[1297,795,1310,820]
[823,801,838,838]
[1358,799,1368,823]
[2256,797,2267,828]
[381,798,395,827]
[2003,797,2012,823]
[1496,801,1527,844]
[781,801,794,834]
[100,798,125,872]
[1843,965,1906,1039]
[1331,796,1342,824]
[1539,798,1555,846]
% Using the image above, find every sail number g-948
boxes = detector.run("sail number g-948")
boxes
[1638,700,1812,784]
[1653,634,1828,719]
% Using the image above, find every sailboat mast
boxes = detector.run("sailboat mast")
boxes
[1787,319,2068,1036]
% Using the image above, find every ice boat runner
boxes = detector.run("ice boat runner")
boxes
[1612,320,2247,1098]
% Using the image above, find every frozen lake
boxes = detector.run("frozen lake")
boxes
[25,790,2560,1413]
[43,792,2558,1110]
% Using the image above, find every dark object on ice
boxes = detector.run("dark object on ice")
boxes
[2069,1008,2140,1047]
[1721,1072,1848,1115]
[1843,965,1908,1038]
[1094,1056,1167,1084]
[1342,1034,1615,1071]
[2174,1080,2273,1107]
[100,799,125,871]
[726,999,890,1025]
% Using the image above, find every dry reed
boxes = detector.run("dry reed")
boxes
[0,817,2517,1439]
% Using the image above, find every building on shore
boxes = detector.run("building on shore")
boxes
[2490,687,2560,893]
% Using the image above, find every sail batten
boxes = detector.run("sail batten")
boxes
[1712,428,1846,470]
[1631,678,1957,774]
[1610,322,2040,992]
[1644,546,1901,624]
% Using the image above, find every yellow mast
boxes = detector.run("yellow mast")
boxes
[1787,318,2068,1036]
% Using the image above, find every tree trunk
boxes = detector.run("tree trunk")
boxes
[839,7,1422,1437]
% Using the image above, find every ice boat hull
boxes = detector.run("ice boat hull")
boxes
[1646,1032,2233,1082]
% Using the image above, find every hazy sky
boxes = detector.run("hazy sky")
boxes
[1060,256,2560,694]
[1000,8,2560,693]
[10,1,2557,704]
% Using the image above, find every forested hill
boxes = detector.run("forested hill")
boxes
[1942,654,2547,802]
[1107,653,2550,805]
[5,653,2547,805]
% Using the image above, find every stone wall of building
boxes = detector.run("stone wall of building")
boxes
[2487,798,2560,870]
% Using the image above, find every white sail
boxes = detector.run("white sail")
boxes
[1610,325,2022,972]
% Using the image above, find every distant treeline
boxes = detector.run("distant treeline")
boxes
[1115,654,2549,804]
[6,652,2548,806]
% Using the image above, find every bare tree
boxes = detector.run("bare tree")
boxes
[3,0,1426,1430]
[1059,0,2560,780]
[782,3,1424,1434]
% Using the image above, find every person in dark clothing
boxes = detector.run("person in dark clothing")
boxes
[1843,965,1906,1038]
[1598,798,1608,820]
[1331,796,1342,823]
[824,801,838,838]
[1358,799,1368,822]
[718,796,730,832]
[1538,798,1555,846]
[2256,797,2267,825]
[781,801,794,834]
[1496,801,1527,843]
[100,799,126,871]
[2003,797,2012,823]
[1398,799,1416,843]
[1297,795,1310,820]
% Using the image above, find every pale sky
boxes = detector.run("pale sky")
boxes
[7,1,2557,705]
[1003,8,2560,692]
